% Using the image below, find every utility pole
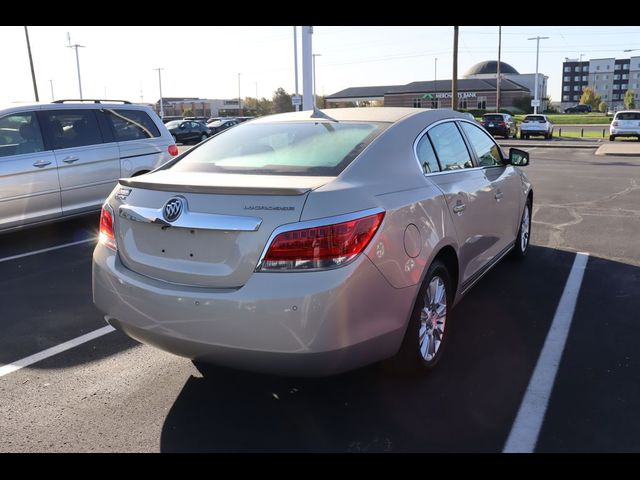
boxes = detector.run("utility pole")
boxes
[24,26,39,101]
[528,36,549,114]
[154,68,164,118]
[67,33,85,100]
[434,57,438,107]
[238,72,242,116]
[496,26,502,112]
[452,26,459,110]
[255,81,258,100]
[293,26,300,111]
[49,79,54,101]
[313,53,322,108]
[302,26,313,111]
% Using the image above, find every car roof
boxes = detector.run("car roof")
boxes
[0,101,152,115]
[250,107,465,125]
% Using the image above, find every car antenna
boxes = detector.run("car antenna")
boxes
[310,106,339,122]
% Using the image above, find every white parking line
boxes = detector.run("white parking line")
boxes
[0,238,95,264]
[503,252,589,453]
[0,326,115,377]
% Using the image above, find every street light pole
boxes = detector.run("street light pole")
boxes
[434,57,438,107]
[49,79,54,101]
[452,26,459,110]
[24,26,39,101]
[496,26,502,112]
[154,68,164,119]
[67,35,85,100]
[238,72,242,116]
[528,36,549,114]
[313,53,322,108]
[293,26,300,112]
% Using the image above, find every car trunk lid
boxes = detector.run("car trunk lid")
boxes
[115,171,331,288]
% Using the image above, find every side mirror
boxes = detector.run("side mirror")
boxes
[508,147,529,167]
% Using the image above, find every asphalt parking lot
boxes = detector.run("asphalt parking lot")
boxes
[1,146,639,452]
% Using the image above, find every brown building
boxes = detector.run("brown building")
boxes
[326,61,540,112]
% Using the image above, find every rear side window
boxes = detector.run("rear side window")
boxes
[427,122,473,171]
[615,112,640,120]
[416,134,440,174]
[104,109,161,141]
[170,121,387,176]
[460,122,503,167]
[0,111,44,157]
[43,110,103,149]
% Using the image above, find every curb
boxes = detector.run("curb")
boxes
[499,142,599,149]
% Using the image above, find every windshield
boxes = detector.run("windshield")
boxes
[165,120,182,129]
[169,121,387,176]
[483,115,504,122]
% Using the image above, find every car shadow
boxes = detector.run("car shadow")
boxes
[159,245,594,452]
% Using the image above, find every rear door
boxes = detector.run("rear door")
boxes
[422,121,500,284]
[42,109,120,215]
[0,110,61,230]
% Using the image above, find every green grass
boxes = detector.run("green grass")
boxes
[513,113,612,125]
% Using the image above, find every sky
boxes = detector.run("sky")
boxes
[3,26,640,106]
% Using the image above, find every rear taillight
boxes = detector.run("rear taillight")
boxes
[499,121,506,126]
[480,121,486,126]
[99,204,117,251]
[258,212,385,271]
[168,144,179,156]
[612,121,619,127]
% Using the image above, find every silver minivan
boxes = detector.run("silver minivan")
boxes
[0,100,178,233]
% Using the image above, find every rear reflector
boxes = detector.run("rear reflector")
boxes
[168,144,179,156]
[99,204,117,251]
[258,212,385,271]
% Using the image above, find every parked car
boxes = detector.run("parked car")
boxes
[609,110,640,141]
[564,104,591,113]
[236,116,255,123]
[520,114,554,139]
[183,116,209,123]
[93,108,532,376]
[165,120,211,144]
[480,113,517,138]
[0,99,177,233]
[207,118,239,134]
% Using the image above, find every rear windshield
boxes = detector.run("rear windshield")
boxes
[168,121,387,176]
[483,115,504,122]
[523,115,546,122]
[615,112,640,120]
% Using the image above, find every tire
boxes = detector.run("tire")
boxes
[511,199,532,259]
[609,135,615,141]
[390,259,453,374]
[200,133,207,142]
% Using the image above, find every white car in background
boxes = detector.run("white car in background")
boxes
[609,110,640,141]
[519,114,553,140]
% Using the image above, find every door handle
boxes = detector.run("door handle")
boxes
[494,191,504,201]
[63,156,79,163]
[452,203,466,214]
[33,160,51,168]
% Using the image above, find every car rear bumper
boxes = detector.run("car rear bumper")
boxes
[610,128,640,136]
[92,245,415,376]
[484,127,509,136]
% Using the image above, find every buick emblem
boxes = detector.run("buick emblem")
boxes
[163,197,184,222]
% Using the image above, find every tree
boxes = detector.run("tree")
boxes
[272,88,294,114]
[242,96,274,117]
[579,87,601,109]
[182,108,194,117]
[315,94,325,108]
[598,101,608,113]
[624,90,636,109]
